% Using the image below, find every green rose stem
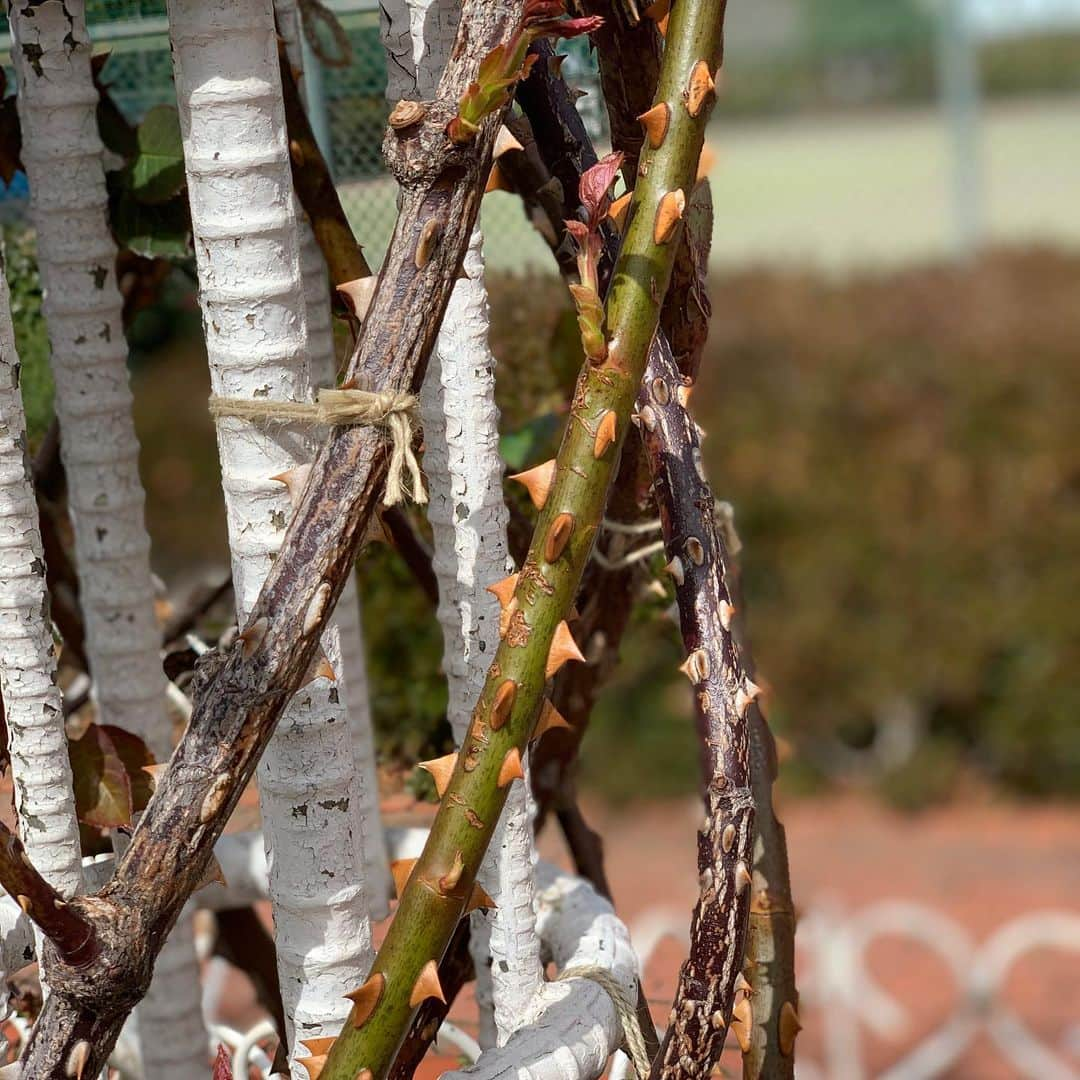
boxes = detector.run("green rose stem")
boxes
[322,0,729,1076]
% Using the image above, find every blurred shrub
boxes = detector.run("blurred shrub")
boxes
[3,225,53,444]
[489,250,1080,805]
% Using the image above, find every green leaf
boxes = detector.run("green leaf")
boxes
[130,105,185,204]
[69,724,133,829]
[499,411,561,471]
[109,169,191,259]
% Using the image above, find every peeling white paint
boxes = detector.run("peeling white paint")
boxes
[10,2,208,1073]
[167,0,373,1071]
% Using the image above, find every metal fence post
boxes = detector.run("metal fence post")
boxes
[936,0,983,259]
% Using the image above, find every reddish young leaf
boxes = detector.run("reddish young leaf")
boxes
[579,151,624,226]
[69,723,134,829]
[212,1044,233,1079]
[99,725,157,815]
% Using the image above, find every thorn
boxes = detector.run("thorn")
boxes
[643,0,670,32]
[509,459,556,510]
[414,217,443,270]
[664,556,685,587]
[142,762,167,791]
[546,621,585,678]
[390,858,418,898]
[388,99,426,129]
[654,188,686,244]
[677,381,694,408]
[719,600,736,630]
[544,511,575,563]
[418,753,457,798]
[638,403,658,432]
[345,972,385,1028]
[303,581,333,636]
[493,124,524,159]
[409,959,446,1006]
[593,410,617,458]
[298,1055,326,1080]
[485,162,513,194]
[735,860,752,894]
[195,854,227,891]
[697,142,717,182]
[684,536,705,565]
[16,895,31,915]
[710,1009,727,1030]
[731,997,753,1054]
[685,59,717,118]
[465,882,496,913]
[491,679,517,731]
[199,773,231,825]
[735,680,762,717]
[678,648,710,683]
[606,191,632,231]
[65,1042,91,1080]
[299,1037,336,1056]
[485,573,519,608]
[301,649,336,686]
[779,1001,802,1056]
[722,823,736,853]
[534,699,572,740]
[336,277,378,321]
[638,102,670,149]
[439,850,465,893]
[357,1072,373,1080]
[497,746,524,788]
[238,615,268,658]
[271,463,313,509]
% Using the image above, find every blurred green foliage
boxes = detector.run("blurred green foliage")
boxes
[3,226,52,445]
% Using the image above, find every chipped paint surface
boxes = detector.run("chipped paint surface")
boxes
[11,1,207,1071]
[168,0,373,1071]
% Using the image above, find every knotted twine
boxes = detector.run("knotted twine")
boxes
[556,964,652,1078]
[208,387,426,506]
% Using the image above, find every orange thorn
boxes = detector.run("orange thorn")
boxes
[485,162,513,194]
[685,59,717,118]
[534,699,572,740]
[497,746,524,788]
[142,762,167,790]
[271,463,313,510]
[643,0,670,34]
[298,1054,327,1079]
[390,858,418,899]
[485,573,519,609]
[731,997,753,1054]
[779,1001,802,1056]
[491,679,517,731]
[544,511,575,563]
[509,459,556,510]
[546,621,585,678]
[237,615,268,658]
[299,1037,336,1056]
[301,650,336,686]
[638,102,670,149]
[418,752,458,797]
[593,410,618,458]
[335,277,377,321]
[606,191,632,231]
[654,188,686,244]
[345,972,385,1028]
[493,125,524,159]
[465,882,497,913]
[409,959,446,1007]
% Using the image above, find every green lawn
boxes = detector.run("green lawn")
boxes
[340,94,1080,273]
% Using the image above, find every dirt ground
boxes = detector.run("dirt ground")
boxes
[205,791,1077,1077]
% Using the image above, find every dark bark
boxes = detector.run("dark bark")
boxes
[20,0,516,1068]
